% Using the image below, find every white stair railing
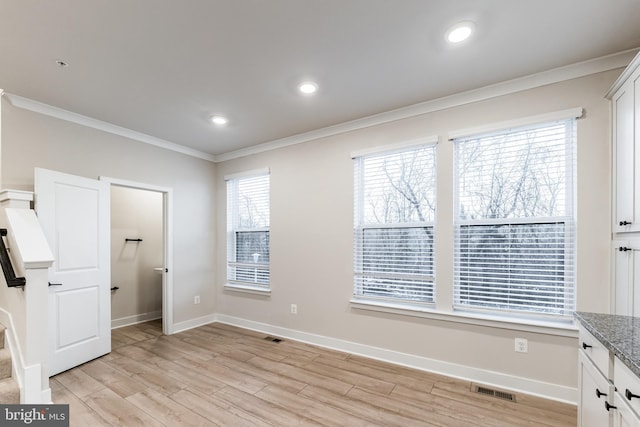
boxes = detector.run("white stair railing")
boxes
[0,190,54,403]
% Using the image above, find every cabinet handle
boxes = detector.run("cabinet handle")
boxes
[620,220,632,226]
[582,342,593,350]
[596,388,608,399]
[619,247,632,252]
[605,401,617,411]
[626,389,640,400]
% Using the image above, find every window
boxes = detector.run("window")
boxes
[226,171,270,288]
[353,143,436,304]
[453,119,576,317]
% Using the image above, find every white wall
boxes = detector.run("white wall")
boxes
[110,186,163,326]
[214,69,617,400]
[0,66,617,402]
[0,98,217,326]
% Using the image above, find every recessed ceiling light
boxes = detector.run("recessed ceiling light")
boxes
[210,115,228,125]
[298,81,318,95]
[446,21,475,43]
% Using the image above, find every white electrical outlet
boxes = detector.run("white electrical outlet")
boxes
[290,304,297,314]
[515,338,528,353]
[194,295,200,304]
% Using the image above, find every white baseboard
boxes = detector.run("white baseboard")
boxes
[172,314,217,334]
[22,364,50,404]
[0,310,24,393]
[0,309,51,404]
[111,311,162,329]
[214,314,577,405]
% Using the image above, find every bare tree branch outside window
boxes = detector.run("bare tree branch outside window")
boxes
[454,120,576,316]
[354,145,436,303]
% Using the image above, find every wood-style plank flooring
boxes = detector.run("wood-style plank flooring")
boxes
[51,320,577,426]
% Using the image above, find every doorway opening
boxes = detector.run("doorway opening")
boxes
[101,177,173,335]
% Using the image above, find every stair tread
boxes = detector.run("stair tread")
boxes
[0,378,19,404]
[0,324,17,403]
[0,348,11,381]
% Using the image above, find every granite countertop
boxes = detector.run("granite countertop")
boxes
[575,311,640,378]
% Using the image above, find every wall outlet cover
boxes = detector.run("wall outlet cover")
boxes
[515,338,528,353]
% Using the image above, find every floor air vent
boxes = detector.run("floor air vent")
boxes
[264,336,282,343]
[473,385,516,402]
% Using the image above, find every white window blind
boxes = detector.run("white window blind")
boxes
[226,173,270,287]
[354,144,436,304]
[453,119,576,317]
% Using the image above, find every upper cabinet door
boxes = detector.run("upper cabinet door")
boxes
[613,78,636,233]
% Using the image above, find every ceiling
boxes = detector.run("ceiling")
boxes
[1,1,640,159]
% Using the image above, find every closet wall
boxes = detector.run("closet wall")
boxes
[110,185,163,327]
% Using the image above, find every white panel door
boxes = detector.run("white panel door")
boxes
[35,168,110,376]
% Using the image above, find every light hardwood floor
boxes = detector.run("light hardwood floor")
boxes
[51,320,577,426]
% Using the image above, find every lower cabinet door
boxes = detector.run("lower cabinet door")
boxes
[613,396,640,427]
[579,352,612,427]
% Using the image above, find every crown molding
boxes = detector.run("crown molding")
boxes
[606,50,640,98]
[2,94,216,162]
[215,48,639,163]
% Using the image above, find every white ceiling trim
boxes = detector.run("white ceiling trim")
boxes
[606,49,640,98]
[2,94,216,162]
[215,48,638,163]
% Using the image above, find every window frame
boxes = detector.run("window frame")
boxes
[451,117,577,319]
[352,139,438,307]
[225,169,271,294]
[349,109,582,334]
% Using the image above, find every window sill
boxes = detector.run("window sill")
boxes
[224,283,271,296]
[349,298,578,337]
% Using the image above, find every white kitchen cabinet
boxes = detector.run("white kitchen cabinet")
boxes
[578,327,614,426]
[614,357,640,424]
[611,239,640,316]
[579,351,613,426]
[577,319,640,427]
[609,53,640,234]
[613,396,640,427]
[580,327,614,375]
[612,358,640,427]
